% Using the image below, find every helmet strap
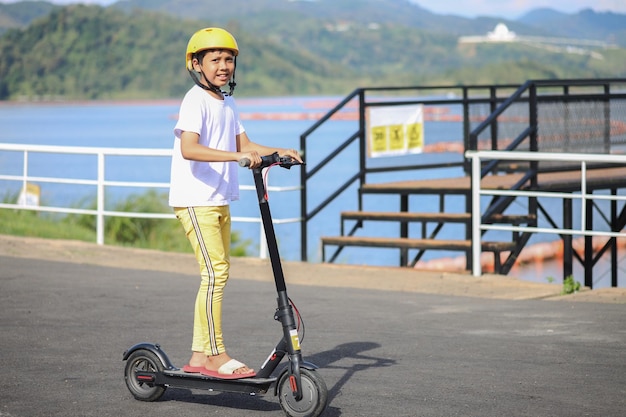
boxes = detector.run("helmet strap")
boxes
[228,56,237,96]
[188,69,222,96]
[228,75,236,96]
[187,68,236,97]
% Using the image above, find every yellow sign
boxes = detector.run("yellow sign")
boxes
[367,104,424,157]
[17,183,41,206]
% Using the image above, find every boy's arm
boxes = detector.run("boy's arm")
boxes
[179,130,302,168]
[180,131,241,162]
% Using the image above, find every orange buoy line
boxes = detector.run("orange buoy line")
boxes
[170,108,626,156]
[415,236,626,274]
[237,111,466,122]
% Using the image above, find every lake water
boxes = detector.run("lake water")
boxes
[0,99,622,288]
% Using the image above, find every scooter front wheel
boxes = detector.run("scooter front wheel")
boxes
[124,349,166,402]
[277,368,328,417]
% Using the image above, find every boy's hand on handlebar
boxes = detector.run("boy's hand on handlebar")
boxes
[280,148,303,164]
[239,151,262,168]
[238,150,304,169]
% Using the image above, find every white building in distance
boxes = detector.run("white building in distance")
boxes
[458,23,617,59]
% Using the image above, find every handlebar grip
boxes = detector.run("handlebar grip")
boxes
[239,152,302,169]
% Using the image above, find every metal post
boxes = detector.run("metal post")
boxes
[611,189,618,287]
[358,89,367,211]
[562,198,573,279]
[529,84,539,182]
[489,86,497,150]
[400,194,408,266]
[584,197,594,289]
[462,86,471,174]
[21,151,29,207]
[470,153,482,277]
[604,84,611,153]
[582,162,593,288]
[97,152,105,245]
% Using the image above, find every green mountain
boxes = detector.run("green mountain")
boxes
[518,8,626,45]
[0,2,624,100]
[3,0,625,44]
[0,1,57,33]
[0,5,353,99]
[111,0,626,44]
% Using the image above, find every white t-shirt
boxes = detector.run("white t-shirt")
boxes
[168,85,245,207]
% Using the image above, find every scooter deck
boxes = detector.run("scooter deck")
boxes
[146,368,277,394]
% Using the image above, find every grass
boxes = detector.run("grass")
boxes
[562,275,582,295]
[0,208,96,242]
[546,275,582,295]
[0,190,251,256]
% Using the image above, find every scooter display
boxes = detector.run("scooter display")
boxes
[123,153,328,417]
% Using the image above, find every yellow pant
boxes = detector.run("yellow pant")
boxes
[175,206,231,356]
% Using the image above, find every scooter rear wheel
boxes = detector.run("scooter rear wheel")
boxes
[277,368,328,417]
[124,349,166,402]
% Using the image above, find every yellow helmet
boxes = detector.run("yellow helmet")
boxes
[185,27,239,71]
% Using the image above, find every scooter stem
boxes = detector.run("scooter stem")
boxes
[252,166,288,292]
[252,165,303,400]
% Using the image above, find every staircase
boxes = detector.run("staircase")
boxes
[320,174,536,273]
[298,79,626,278]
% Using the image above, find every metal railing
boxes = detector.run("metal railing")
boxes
[468,78,626,163]
[296,79,626,270]
[298,83,523,262]
[466,150,626,278]
[0,143,301,258]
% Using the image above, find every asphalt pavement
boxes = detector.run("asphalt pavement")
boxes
[1,237,625,417]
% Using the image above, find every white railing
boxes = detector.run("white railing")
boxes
[465,150,626,277]
[0,143,301,258]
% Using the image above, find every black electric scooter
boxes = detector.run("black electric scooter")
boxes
[123,153,328,417]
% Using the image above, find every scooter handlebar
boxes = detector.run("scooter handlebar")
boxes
[238,152,303,170]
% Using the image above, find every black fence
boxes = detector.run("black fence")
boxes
[298,79,626,281]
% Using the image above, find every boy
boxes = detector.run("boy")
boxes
[169,27,302,379]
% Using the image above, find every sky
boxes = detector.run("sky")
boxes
[1,0,626,20]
